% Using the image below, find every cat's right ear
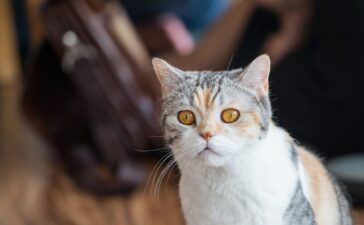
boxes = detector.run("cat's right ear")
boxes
[152,58,184,96]
[237,54,271,96]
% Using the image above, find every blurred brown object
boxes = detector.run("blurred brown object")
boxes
[0,0,21,85]
[26,0,44,47]
[22,0,162,194]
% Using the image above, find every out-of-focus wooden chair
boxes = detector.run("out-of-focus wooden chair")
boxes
[22,0,162,194]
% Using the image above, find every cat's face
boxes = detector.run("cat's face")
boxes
[153,55,272,167]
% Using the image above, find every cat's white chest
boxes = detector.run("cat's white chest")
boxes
[179,175,287,225]
[177,128,297,225]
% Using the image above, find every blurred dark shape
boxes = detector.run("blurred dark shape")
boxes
[231,0,364,159]
[22,0,162,194]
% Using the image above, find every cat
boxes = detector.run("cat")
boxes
[152,55,352,225]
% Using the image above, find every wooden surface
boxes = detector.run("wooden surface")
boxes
[0,84,363,225]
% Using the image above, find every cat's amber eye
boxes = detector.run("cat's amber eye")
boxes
[221,108,240,123]
[178,110,196,125]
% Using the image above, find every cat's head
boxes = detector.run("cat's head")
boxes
[153,55,272,167]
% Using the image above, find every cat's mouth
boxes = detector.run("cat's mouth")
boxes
[198,147,221,156]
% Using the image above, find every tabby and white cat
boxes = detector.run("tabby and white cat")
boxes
[152,55,352,225]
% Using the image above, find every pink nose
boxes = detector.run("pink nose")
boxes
[200,132,213,141]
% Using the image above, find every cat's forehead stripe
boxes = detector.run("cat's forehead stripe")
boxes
[191,73,225,107]
[193,86,214,112]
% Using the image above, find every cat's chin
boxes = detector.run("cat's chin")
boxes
[198,148,227,167]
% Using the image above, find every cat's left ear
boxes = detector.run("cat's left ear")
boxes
[152,58,185,96]
[237,54,271,96]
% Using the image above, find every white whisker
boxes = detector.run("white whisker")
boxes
[150,153,175,201]
[226,55,234,70]
[143,152,173,197]
[134,147,169,153]
[154,148,191,205]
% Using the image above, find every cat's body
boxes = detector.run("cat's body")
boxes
[179,123,349,225]
[153,55,352,225]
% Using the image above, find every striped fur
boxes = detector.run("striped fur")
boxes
[284,182,316,225]
[153,55,352,225]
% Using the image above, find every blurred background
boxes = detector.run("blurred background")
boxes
[0,0,364,224]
